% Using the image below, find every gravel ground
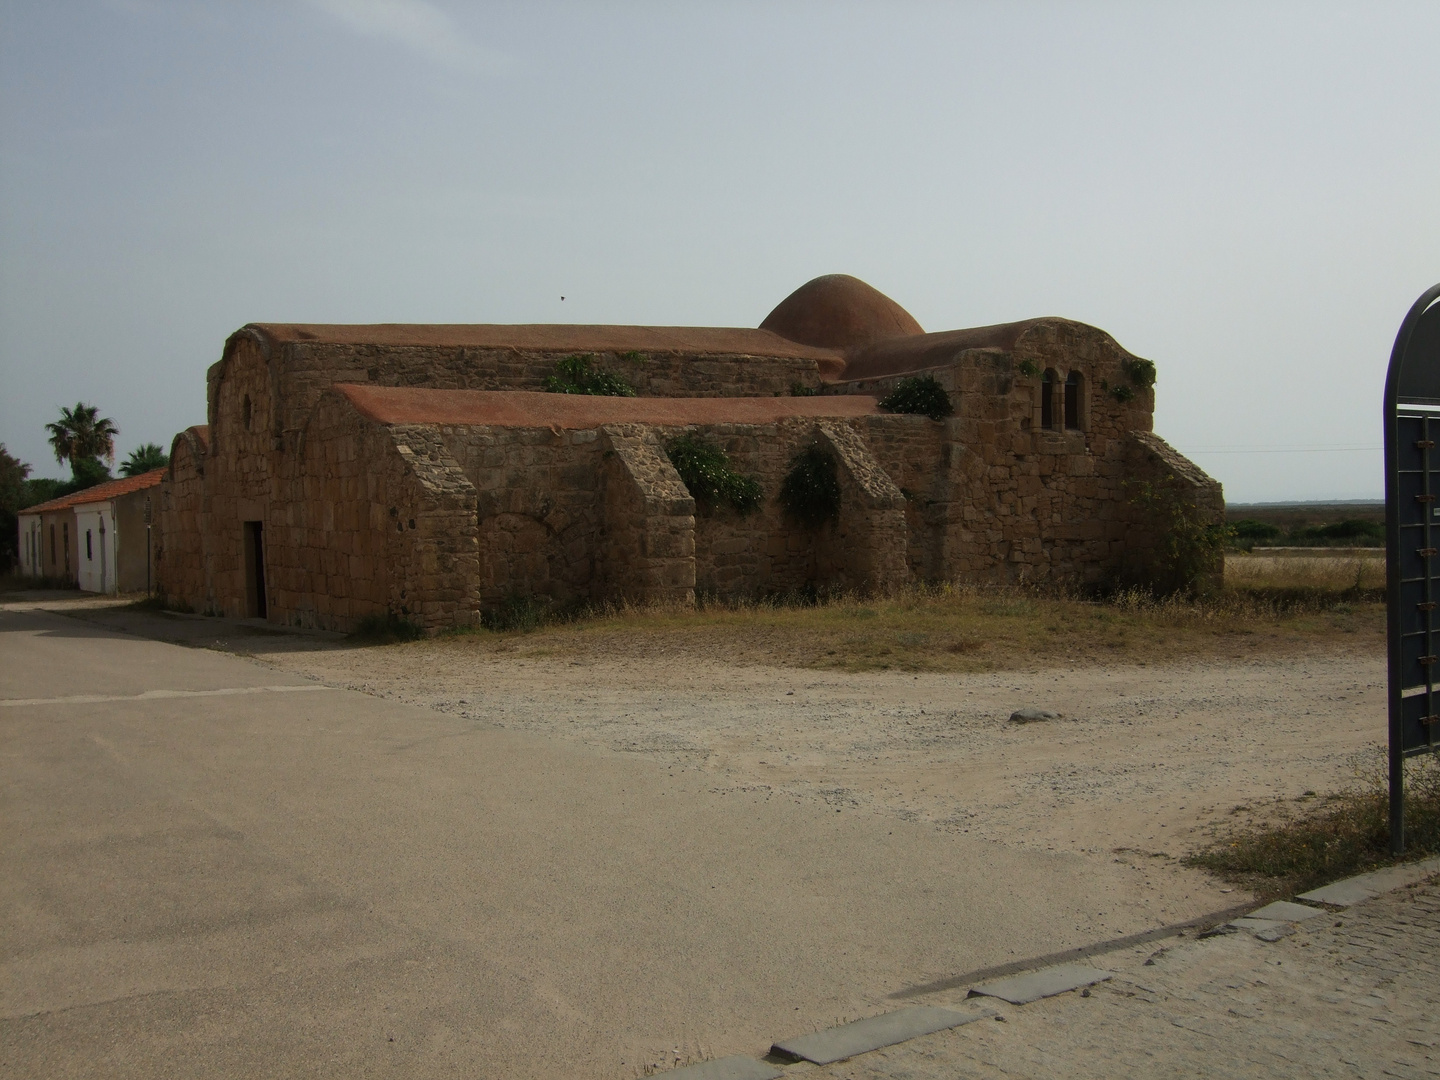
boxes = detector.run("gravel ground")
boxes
[255,638,1386,876]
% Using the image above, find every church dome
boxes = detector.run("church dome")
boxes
[760,274,924,350]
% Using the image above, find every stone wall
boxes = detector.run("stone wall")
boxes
[823,320,1176,587]
[438,424,607,611]
[156,430,210,612]
[214,329,827,450]
[159,312,1220,630]
[811,421,908,593]
[597,427,696,604]
[266,397,480,632]
[1120,430,1227,591]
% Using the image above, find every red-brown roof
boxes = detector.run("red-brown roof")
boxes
[335,385,881,429]
[838,319,1051,382]
[247,322,846,368]
[20,467,166,516]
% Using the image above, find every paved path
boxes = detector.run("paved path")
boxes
[0,605,1239,1079]
[802,876,1440,1079]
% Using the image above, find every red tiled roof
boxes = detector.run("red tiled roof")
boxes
[246,322,848,370]
[20,467,166,516]
[838,319,1051,382]
[335,385,881,429]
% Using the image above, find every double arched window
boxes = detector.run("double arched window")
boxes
[1039,369,1086,432]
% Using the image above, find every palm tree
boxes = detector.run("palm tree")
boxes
[45,403,118,471]
[119,442,169,477]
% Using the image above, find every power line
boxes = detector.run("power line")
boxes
[1184,446,1380,454]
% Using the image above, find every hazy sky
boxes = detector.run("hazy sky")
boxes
[3,1,1437,501]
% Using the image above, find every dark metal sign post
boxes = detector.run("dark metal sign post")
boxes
[1384,283,1440,854]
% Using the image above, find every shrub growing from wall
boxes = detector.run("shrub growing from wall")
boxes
[780,444,842,528]
[664,434,762,515]
[877,375,953,421]
[542,355,636,397]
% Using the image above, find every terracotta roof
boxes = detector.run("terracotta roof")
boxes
[838,319,1052,382]
[20,467,166,516]
[761,274,924,349]
[335,385,881,429]
[245,322,846,367]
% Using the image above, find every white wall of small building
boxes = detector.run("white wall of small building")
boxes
[75,503,118,594]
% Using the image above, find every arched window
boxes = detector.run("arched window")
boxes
[1041,369,1059,430]
[1065,371,1083,430]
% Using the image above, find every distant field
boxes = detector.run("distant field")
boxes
[1227,500,1384,549]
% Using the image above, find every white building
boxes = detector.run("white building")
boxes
[15,468,165,592]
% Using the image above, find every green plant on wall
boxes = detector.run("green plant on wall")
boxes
[1015,359,1039,378]
[1121,356,1156,389]
[1124,474,1232,596]
[542,354,636,396]
[780,444,841,528]
[664,434,763,515]
[878,375,953,421]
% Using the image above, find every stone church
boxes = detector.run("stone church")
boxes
[156,275,1221,631]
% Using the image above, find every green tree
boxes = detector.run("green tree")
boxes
[0,444,31,573]
[45,402,117,488]
[119,442,169,477]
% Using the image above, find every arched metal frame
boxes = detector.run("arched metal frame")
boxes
[1383,282,1440,853]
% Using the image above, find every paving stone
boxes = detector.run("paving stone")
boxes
[1298,857,1440,907]
[968,963,1113,1005]
[804,877,1440,1079]
[1245,900,1327,922]
[1228,917,1294,937]
[771,1006,984,1065]
[661,1055,783,1080]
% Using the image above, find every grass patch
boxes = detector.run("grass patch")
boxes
[1186,754,1440,900]
[479,594,548,633]
[351,611,426,643]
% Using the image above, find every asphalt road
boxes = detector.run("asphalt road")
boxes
[1,605,1213,1078]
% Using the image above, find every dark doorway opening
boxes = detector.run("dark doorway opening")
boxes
[1065,371,1082,430]
[243,521,267,619]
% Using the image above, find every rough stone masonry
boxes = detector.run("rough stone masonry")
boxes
[155,274,1221,631]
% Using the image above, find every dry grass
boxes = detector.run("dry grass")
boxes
[1186,753,1440,900]
[1224,552,1384,592]
[431,554,1384,673]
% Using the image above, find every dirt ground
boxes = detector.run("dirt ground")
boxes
[20,592,1389,914]
[243,630,1386,912]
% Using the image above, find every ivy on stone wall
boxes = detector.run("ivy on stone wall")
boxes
[1121,356,1157,389]
[542,354,636,397]
[1122,474,1232,596]
[664,434,763,515]
[877,375,953,421]
[780,444,842,528]
[1104,382,1136,403]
